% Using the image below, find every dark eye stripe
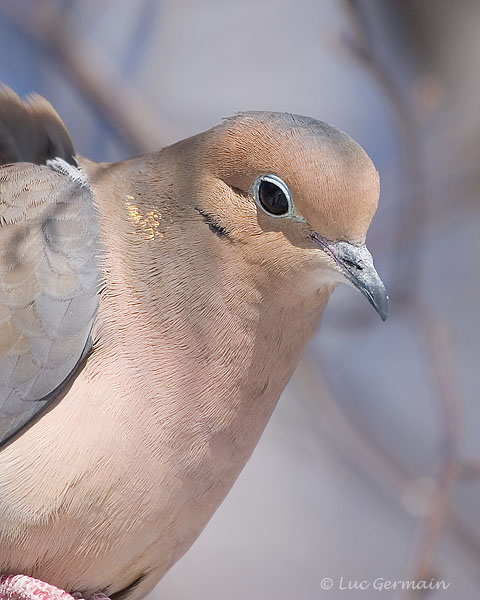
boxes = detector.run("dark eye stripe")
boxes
[195,207,229,238]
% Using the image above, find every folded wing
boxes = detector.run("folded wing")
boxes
[0,88,101,448]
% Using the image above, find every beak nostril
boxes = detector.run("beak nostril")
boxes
[344,259,362,271]
[312,235,387,318]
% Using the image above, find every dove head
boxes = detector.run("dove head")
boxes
[180,111,388,320]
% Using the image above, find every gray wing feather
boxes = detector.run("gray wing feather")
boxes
[0,160,101,447]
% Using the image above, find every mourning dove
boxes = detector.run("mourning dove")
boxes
[0,88,388,600]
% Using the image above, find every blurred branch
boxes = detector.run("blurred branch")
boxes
[0,0,173,153]
[338,3,463,596]
[297,357,475,587]
[400,305,461,598]
[459,460,480,481]
[341,0,428,308]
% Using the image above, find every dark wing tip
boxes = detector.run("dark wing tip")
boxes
[0,86,76,167]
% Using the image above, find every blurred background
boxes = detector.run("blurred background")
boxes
[1,0,479,598]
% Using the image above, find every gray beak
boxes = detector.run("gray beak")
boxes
[312,234,389,321]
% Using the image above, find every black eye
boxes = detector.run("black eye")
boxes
[258,180,289,215]
[254,174,295,218]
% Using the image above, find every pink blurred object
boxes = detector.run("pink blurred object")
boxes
[0,576,110,600]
